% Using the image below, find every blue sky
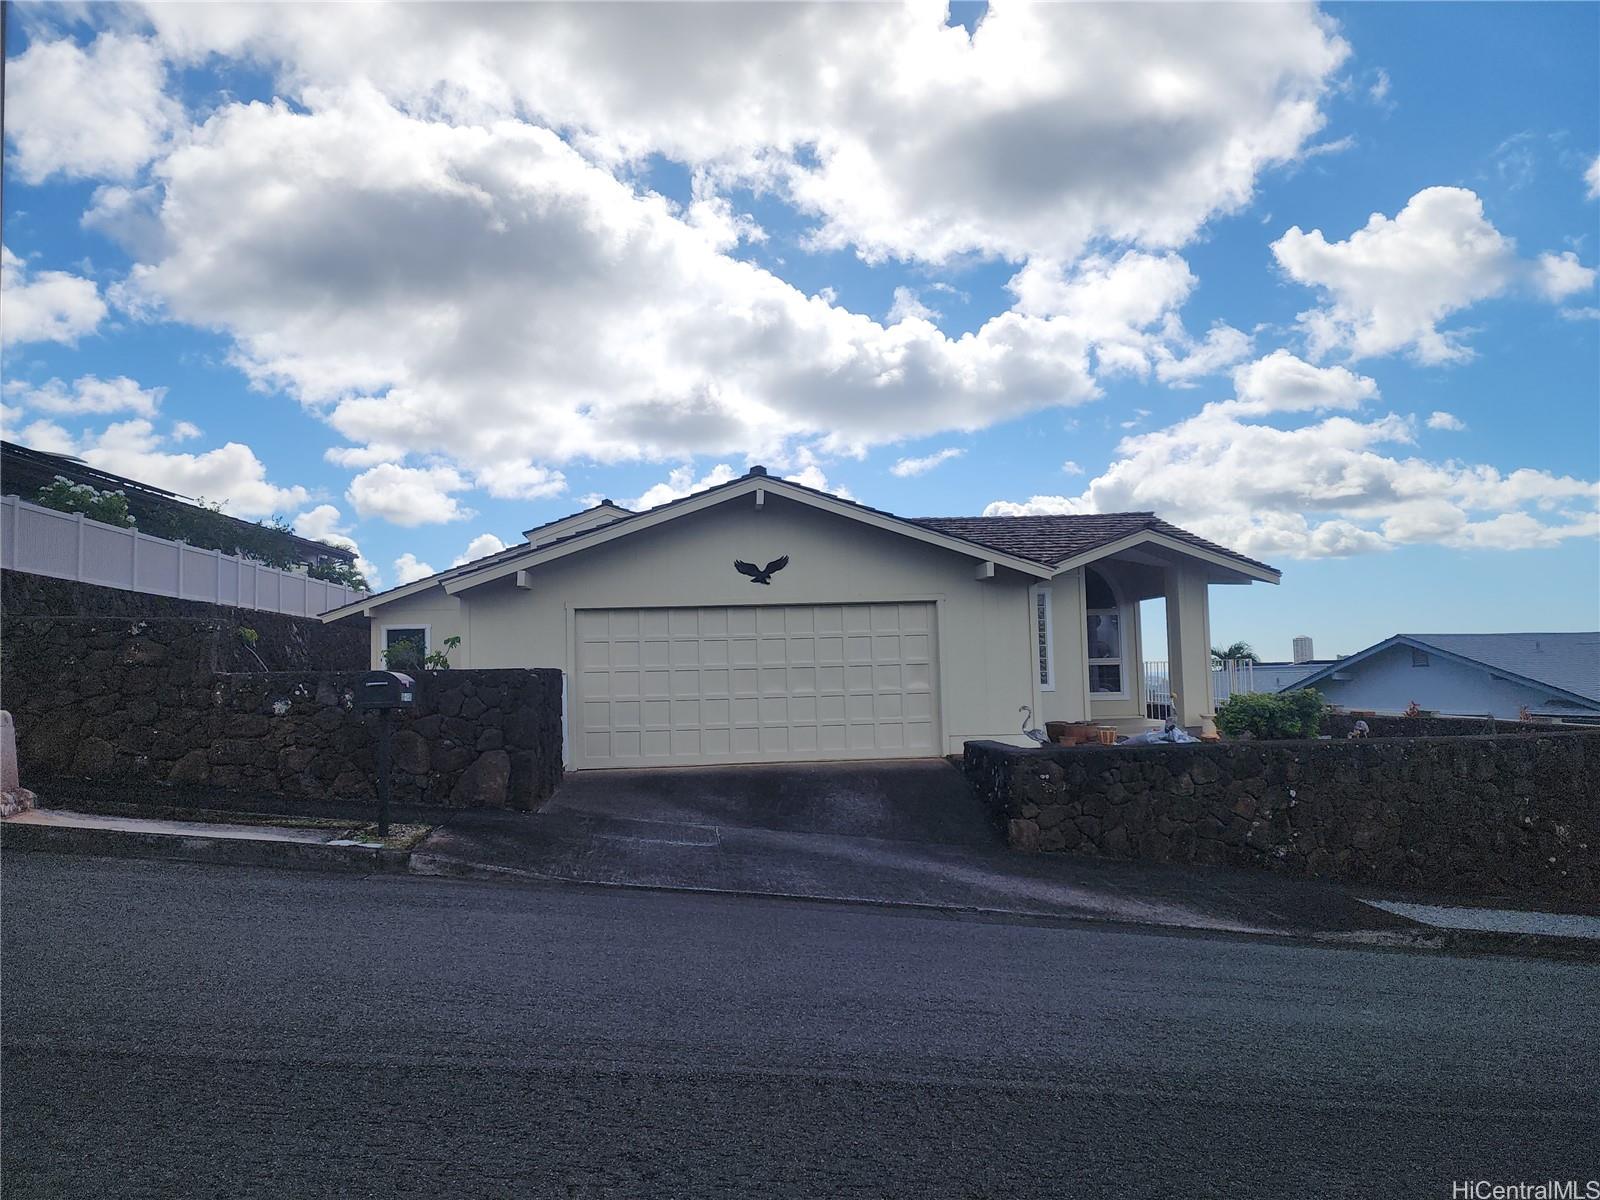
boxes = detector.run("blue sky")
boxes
[2,1,1596,660]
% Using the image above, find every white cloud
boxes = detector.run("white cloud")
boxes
[1228,350,1377,415]
[170,420,202,441]
[472,461,567,501]
[1006,250,1249,384]
[346,462,474,526]
[1533,251,1597,302]
[982,353,1597,559]
[292,503,378,588]
[627,463,741,511]
[1152,323,1254,387]
[1586,156,1600,200]
[9,375,165,418]
[74,419,311,518]
[1,245,107,346]
[1426,411,1465,431]
[1061,460,1084,476]
[143,3,1348,265]
[887,287,939,325]
[14,420,78,454]
[1272,187,1518,363]
[452,532,509,566]
[4,33,180,183]
[1273,187,1597,364]
[1369,69,1391,104]
[108,93,1105,479]
[890,447,964,478]
[392,553,437,585]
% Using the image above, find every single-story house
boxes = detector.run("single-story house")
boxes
[1287,633,1600,723]
[323,467,1279,768]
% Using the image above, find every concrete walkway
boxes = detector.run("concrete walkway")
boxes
[412,760,1418,939]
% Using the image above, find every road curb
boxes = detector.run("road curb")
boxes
[408,851,1599,963]
[9,825,1593,964]
[1,820,413,875]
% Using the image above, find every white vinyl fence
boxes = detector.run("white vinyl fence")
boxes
[1143,658,1258,719]
[0,494,361,618]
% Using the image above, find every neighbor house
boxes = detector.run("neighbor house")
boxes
[323,467,1280,768]
[1288,633,1600,723]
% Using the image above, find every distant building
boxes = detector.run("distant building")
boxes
[1291,635,1314,663]
[1288,633,1600,722]
[1245,659,1335,694]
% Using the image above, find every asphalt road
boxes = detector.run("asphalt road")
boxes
[3,853,1596,1199]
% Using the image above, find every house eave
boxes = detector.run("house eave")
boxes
[1048,529,1281,585]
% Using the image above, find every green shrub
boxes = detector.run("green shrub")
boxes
[1215,689,1327,740]
[34,477,135,528]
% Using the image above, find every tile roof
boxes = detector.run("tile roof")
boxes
[911,513,1279,575]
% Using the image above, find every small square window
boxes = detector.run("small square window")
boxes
[1411,648,1429,667]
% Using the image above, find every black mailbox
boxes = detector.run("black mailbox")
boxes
[356,670,417,711]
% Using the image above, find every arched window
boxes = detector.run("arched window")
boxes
[1084,567,1124,695]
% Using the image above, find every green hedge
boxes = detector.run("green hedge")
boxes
[1214,689,1327,740]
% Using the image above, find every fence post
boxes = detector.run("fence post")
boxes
[74,511,86,581]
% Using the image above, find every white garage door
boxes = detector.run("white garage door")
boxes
[575,603,939,768]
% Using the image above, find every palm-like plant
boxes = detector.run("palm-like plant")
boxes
[1211,640,1260,663]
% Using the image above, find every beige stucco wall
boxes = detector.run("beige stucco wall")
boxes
[366,492,1045,757]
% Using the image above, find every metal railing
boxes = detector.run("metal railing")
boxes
[1143,658,1257,719]
[1,493,360,618]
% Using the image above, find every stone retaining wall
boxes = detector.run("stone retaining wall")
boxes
[963,733,1599,900]
[3,574,564,809]
[17,668,563,811]
[2,571,368,672]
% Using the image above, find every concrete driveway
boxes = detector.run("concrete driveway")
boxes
[542,759,1003,848]
[414,759,1415,939]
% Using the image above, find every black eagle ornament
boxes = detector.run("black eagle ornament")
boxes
[734,555,789,585]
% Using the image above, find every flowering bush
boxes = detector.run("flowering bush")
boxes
[34,477,135,528]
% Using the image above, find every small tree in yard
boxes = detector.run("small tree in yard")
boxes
[1215,689,1327,740]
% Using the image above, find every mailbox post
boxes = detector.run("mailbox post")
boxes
[355,671,417,836]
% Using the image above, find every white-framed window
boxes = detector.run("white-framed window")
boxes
[381,625,430,666]
[1084,567,1126,697]
[1032,586,1055,691]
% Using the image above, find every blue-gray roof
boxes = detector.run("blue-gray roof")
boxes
[1293,633,1600,709]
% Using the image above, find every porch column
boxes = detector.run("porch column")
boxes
[1164,563,1214,733]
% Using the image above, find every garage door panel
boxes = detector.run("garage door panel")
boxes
[576,603,940,767]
